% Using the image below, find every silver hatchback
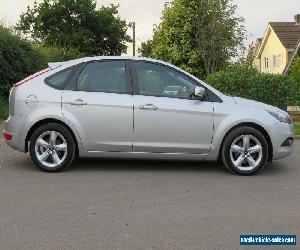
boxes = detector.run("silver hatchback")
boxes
[3,57,294,175]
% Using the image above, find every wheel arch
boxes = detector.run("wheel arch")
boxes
[219,122,273,162]
[25,118,79,156]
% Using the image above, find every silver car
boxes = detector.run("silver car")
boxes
[3,57,294,175]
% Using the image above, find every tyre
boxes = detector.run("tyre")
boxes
[29,123,76,172]
[221,126,268,175]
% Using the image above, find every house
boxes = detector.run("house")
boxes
[254,14,300,74]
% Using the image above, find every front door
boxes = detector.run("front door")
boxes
[132,61,214,154]
[62,60,133,152]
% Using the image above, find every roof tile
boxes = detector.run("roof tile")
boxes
[269,22,300,50]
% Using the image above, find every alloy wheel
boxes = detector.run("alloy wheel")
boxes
[34,131,68,168]
[229,134,263,171]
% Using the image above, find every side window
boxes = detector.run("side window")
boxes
[45,67,74,90]
[134,61,196,99]
[77,61,127,93]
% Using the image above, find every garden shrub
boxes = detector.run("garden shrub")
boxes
[35,45,84,63]
[0,25,84,98]
[0,25,46,97]
[288,56,300,106]
[206,66,293,108]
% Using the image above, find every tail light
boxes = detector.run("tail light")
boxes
[3,131,13,141]
[14,68,53,88]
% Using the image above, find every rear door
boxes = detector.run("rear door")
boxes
[62,60,133,152]
[132,61,214,154]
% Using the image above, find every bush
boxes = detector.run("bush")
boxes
[35,45,85,63]
[288,56,300,105]
[206,66,293,108]
[0,25,46,97]
[289,56,300,83]
[0,97,8,120]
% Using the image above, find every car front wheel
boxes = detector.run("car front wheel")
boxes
[221,126,268,175]
[29,123,76,172]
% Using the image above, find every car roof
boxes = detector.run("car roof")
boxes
[51,56,167,68]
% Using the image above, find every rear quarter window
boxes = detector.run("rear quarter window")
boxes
[45,67,75,90]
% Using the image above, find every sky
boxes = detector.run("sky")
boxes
[1,0,300,55]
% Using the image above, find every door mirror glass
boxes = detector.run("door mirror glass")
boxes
[193,86,206,100]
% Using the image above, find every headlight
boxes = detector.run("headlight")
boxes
[267,111,292,124]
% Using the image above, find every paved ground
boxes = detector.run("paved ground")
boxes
[0,124,299,249]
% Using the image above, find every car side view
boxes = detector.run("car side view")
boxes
[3,57,294,175]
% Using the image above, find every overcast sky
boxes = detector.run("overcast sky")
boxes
[1,0,300,55]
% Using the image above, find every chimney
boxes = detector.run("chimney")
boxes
[295,14,300,25]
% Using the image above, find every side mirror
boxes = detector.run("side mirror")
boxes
[193,86,206,100]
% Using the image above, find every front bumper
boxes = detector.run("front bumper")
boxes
[3,115,28,152]
[268,122,294,160]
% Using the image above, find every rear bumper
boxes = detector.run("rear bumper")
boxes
[268,122,294,160]
[3,115,27,152]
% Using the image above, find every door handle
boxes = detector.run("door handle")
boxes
[139,104,158,110]
[69,99,87,106]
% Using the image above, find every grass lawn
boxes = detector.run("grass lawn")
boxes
[0,100,8,121]
[294,122,300,136]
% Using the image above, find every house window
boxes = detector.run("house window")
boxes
[273,54,282,68]
[264,57,269,69]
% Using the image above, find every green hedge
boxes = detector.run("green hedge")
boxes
[36,45,84,63]
[0,97,8,120]
[206,66,293,108]
[0,25,85,98]
[0,25,46,97]
[288,56,300,105]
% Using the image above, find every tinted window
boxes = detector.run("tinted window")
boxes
[45,67,74,89]
[134,62,195,99]
[77,61,127,93]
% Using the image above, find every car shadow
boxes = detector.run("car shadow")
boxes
[67,158,291,177]
[15,155,290,176]
[69,157,226,173]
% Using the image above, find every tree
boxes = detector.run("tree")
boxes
[139,40,153,57]
[0,24,46,97]
[144,0,245,77]
[150,0,205,77]
[16,0,130,56]
[194,0,245,74]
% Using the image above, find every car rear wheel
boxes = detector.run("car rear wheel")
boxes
[29,123,76,172]
[221,126,268,175]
